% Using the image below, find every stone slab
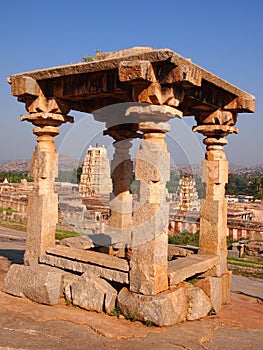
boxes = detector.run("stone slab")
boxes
[168,254,218,286]
[40,254,129,284]
[45,245,129,272]
[117,286,188,326]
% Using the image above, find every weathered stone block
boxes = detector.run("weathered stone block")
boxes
[71,272,117,313]
[130,231,168,295]
[62,274,80,302]
[193,272,231,313]
[118,60,155,82]
[25,192,58,265]
[117,287,187,326]
[2,264,63,305]
[221,271,232,305]
[2,264,27,297]
[194,277,222,313]
[186,287,212,321]
[22,265,63,305]
[168,244,193,258]
[60,235,94,250]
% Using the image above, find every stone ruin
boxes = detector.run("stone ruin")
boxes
[3,47,255,326]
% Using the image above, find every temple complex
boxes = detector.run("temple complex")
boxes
[174,176,200,212]
[2,47,255,326]
[79,145,112,197]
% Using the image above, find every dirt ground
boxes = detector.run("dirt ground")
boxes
[0,228,262,350]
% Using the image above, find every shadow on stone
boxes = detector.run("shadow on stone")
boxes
[0,249,24,264]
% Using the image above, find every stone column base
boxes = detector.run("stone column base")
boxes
[117,283,215,326]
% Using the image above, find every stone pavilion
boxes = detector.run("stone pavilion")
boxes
[3,47,255,326]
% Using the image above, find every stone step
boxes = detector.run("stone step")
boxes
[168,254,218,286]
[45,245,129,272]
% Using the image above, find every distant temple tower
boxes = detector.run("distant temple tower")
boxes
[175,176,200,212]
[79,145,112,197]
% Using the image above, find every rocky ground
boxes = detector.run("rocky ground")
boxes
[0,227,262,350]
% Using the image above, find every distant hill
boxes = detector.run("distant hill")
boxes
[0,159,31,172]
[0,155,81,173]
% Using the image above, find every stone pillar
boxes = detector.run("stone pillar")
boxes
[130,121,171,295]
[22,112,73,265]
[193,121,238,276]
[104,127,138,251]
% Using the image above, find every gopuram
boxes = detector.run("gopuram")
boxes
[3,47,255,326]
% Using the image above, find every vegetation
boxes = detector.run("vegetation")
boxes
[168,231,200,247]
[0,219,79,240]
[227,256,263,269]
[54,229,80,240]
[226,173,263,200]
[109,308,121,317]
[82,48,102,62]
[0,207,17,216]
[0,171,33,183]
[166,170,205,198]
[0,220,27,232]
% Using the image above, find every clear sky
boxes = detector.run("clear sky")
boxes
[0,0,262,167]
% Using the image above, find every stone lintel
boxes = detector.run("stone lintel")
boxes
[40,254,129,284]
[168,255,218,286]
[45,245,129,272]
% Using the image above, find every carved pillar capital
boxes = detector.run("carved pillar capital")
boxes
[193,124,238,161]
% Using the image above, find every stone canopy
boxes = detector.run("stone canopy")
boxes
[8,46,254,118]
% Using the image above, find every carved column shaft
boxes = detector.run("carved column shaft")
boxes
[194,122,238,276]
[130,122,171,295]
[22,112,73,265]
[104,128,138,252]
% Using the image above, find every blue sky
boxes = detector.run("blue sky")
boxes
[0,0,262,167]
